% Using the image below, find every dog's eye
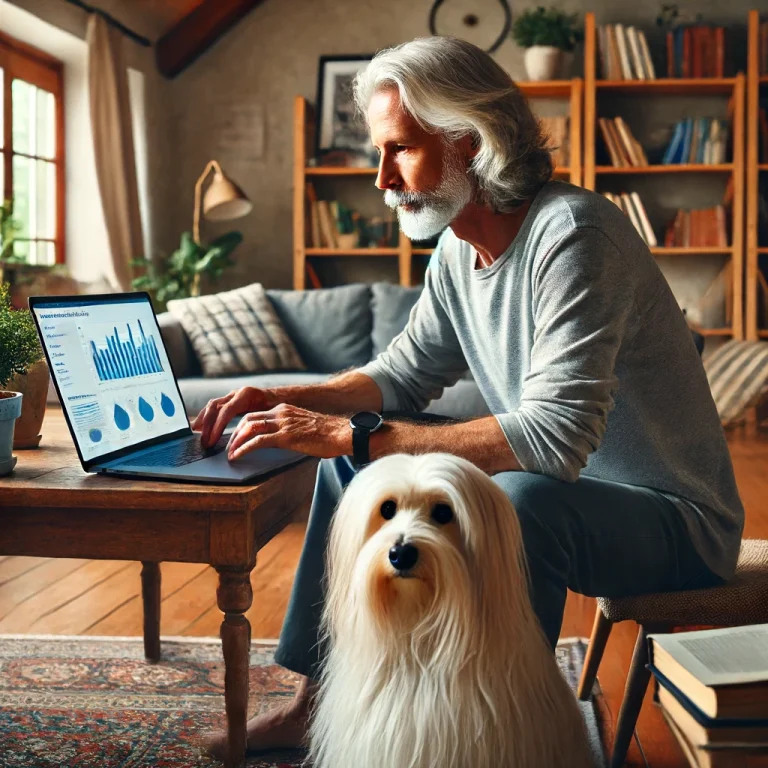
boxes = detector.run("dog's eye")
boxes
[431,503,453,524]
[380,500,397,520]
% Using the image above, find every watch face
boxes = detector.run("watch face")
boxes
[351,411,383,430]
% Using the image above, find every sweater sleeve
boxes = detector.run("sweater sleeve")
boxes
[497,226,635,482]
[357,252,469,413]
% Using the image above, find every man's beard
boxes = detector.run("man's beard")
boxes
[383,149,473,241]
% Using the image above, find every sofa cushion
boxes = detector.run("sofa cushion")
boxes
[371,282,423,358]
[267,284,372,372]
[179,372,332,416]
[156,312,201,378]
[423,378,491,420]
[167,283,306,377]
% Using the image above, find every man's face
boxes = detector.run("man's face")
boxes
[368,88,473,241]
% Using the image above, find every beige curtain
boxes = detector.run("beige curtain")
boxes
[86,14,144,291]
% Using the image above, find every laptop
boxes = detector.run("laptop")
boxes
[29,292,305,484]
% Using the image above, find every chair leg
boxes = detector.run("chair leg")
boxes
[577,606,614,700]
[610,623,667,768]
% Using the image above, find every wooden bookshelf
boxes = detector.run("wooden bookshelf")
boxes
[584,12,746,339]
[595,164,734,174]
[746,10,767,340]
[293,77,584,289]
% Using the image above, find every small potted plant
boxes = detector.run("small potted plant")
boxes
[511,6,583,81]
[0,282,48,454]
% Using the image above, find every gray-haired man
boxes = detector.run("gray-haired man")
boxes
[200,37,744,756]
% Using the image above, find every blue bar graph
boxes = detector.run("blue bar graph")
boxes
[90,320,163,381]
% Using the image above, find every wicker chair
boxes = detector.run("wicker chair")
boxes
[576,539,768,768]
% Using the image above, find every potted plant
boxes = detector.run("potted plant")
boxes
[511,6,583,81]
[131,230,242,310]
[0,282,48,451]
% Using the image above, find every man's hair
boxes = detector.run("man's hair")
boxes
[353,36,553,213]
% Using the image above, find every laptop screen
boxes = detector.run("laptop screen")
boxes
[31,293,189,464]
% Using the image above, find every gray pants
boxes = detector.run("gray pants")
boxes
[274,416,722,680]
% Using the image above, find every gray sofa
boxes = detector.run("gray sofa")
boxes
[156,282,491,421]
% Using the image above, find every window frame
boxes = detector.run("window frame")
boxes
[0,30,65,266]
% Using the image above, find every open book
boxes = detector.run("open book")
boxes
[649,625,768,720]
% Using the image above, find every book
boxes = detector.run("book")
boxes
[637,30,656,79]
[626,26,646,80]
[649,625,768,720]
[615,24,634,79]
[630,192,657,246]
[663,121,686,164]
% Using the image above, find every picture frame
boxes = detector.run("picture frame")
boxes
[315,55,375,164]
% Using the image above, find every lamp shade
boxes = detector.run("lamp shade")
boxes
[203,171,253,221]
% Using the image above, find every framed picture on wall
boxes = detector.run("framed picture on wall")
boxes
[315,55,375,165]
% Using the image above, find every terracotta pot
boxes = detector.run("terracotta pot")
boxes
[8,359,49,449]
[524,46,564,81]
[0,391,22,475]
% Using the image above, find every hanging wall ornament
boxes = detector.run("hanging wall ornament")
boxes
[428,0,512,54]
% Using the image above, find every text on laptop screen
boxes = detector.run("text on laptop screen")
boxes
[32,295,188,461]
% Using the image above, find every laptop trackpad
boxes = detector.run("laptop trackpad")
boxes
[172,447,306,481]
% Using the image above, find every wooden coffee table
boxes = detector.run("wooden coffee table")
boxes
[0,408,318,768]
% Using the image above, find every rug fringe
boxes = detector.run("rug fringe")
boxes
[0,633,280,645]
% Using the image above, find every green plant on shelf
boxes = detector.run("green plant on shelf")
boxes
[131,230,242,310]
[510,7,583,51]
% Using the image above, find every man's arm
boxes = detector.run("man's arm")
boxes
[193,370,382,448]
[369,416,522,475]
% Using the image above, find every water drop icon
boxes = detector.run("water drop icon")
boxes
[89,428,103,443]
[138,396,155,422]
[160,392,176,417]
[114,403,131,431]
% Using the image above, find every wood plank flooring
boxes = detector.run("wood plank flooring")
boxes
[0,427,766,767]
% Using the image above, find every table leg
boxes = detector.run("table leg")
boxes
[141,561,161,663]
[216,565,254,768]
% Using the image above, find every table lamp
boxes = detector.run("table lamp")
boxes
[193,160,252,244]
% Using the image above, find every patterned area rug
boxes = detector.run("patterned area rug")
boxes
[0,635,605,767]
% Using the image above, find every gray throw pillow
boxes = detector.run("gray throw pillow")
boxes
[266,284,372,372]
[371,282,424,358]
[167,283,306,378]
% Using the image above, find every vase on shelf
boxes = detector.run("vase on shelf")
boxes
[524,46,563,80]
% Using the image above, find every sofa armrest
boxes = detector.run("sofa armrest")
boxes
[156,312,201,379]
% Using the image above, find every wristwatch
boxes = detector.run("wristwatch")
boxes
[350,411,384,469]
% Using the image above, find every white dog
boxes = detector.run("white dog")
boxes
[307,453,594,768]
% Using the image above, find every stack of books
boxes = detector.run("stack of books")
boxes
[306,183,397,249]
[597,24,656,80]
[664,207,728,248]
[648,625,768,768]
[539,115,569,168]
[662,118,730,165]
[602,191,657,247]
[598,117,648,167]
[759,19,768,75]
[666,26,727,78]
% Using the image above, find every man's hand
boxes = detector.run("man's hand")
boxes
[226,404,351,461]
[192,386,277,448]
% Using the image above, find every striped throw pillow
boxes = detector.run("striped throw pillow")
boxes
[703,340,768,427]
[167,283,306,377]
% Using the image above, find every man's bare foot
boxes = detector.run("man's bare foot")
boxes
[204,676,318,761]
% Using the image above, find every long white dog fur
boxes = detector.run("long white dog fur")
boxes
[307,453,594,768]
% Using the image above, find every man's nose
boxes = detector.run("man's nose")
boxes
[375,154,400,191]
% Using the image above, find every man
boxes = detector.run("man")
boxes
[201,36,744,755]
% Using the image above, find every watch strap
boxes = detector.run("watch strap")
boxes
[352,425,371,469]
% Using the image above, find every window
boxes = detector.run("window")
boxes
[0,31,64,266]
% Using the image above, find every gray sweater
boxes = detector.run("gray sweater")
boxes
[359,181,744,580]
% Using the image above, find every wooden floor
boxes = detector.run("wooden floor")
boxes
[0,428,766,767]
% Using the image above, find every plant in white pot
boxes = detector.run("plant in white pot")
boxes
[0,282,47,461]
[511,6,583,81]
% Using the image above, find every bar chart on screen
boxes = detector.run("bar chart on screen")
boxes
[88,320,164,382]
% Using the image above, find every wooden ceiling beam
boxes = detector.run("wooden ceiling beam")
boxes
[155,0,266,79]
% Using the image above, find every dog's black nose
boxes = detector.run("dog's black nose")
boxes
[389,542,419,571]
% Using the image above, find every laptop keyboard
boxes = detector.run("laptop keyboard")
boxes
[117,435,229,469]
